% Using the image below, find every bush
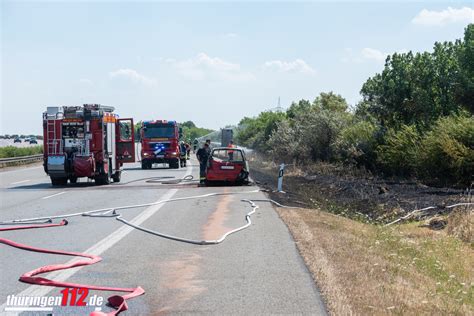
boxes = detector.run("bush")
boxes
[376,125,421,176]
[336,119,378,169]
[268,120,301,163]
[235,111,286,151]
[297,109,351,162]
[0,146,43,158]
[418,113,474,185]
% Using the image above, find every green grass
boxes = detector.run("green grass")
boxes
[0,146,43,158]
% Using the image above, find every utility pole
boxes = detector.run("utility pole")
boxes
[270,97,284,112]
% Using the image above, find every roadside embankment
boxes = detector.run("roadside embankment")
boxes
[249,157,473,315]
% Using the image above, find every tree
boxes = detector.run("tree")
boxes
[313,91,348,112]
[287,99,311,119]
[235,111,286,151]
[179,121,214,142]
[359,25,473,129]
[456,24,474,112]
[181,121,196,129]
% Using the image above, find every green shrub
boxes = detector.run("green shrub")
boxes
[337,120,378,169]
[377,125,421,176]
[418,113,474,185]
[268,120,302,163]
[0,146,43,158]
[297,109,351,162]
[235,111,286,151]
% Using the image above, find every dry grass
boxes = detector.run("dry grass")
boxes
[447,207,473,243]
[277,207,474,315]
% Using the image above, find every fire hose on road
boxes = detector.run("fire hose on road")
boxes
[0,188,298,315]
[0,221,144,316]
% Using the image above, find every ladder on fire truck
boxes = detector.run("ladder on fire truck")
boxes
[45,108,63,155]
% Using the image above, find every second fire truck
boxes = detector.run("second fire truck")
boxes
[139,120,183,169]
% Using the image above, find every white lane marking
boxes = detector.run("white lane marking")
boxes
[41,191,66,200]
[0,166,42,175]
[0,163,194,312]
[10,179,31,185]
[6,189,180,302]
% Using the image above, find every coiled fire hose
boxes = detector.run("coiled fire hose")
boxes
[0,220,144,316]
[0,189,297,315]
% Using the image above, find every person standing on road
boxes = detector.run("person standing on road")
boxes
[185,142,191,158]
[196,142,211,184]
[228,140,236,161]
[205,139,212,150]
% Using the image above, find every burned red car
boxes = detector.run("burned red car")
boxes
[206,147,249,185]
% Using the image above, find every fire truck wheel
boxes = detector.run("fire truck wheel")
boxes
[51,177,67,186]
[112,171,121,183]
[169,159,180,169]
[96,175,110,185]
[96,170,111,185]
[69,177,78,184]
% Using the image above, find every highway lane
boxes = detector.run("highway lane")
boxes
[0,159,326,315]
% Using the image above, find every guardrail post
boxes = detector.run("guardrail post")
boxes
[277,163,285,193]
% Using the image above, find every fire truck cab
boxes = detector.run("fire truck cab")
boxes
[43,104,135,186]
[140,120,183,169]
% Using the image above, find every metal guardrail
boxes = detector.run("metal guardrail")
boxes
[0,154,43,168]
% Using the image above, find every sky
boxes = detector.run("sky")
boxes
[1,1,473,134]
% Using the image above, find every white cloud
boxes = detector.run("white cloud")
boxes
[171,53,254,81]
[361,48,387,62]
[262,59,316,75]
[109,68,157,86]
[342,47,408,64]
[412,7,474,26]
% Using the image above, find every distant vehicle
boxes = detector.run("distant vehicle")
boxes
[140,120,183,169]
[221,128,233,147]
[206,147,249,185]
[24,137,30,142]
[14,137,22,143]
[29,138,38,144]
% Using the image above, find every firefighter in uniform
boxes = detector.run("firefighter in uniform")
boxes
[228,140,236,161]
[196,142,211,184]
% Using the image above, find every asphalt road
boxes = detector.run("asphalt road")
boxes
[0,157,326,315]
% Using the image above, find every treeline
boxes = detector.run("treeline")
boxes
[179,121,214,143]
[236,24,473,186]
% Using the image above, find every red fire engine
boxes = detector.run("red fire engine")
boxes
[42,104,135,186]
[140,120,183,169]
